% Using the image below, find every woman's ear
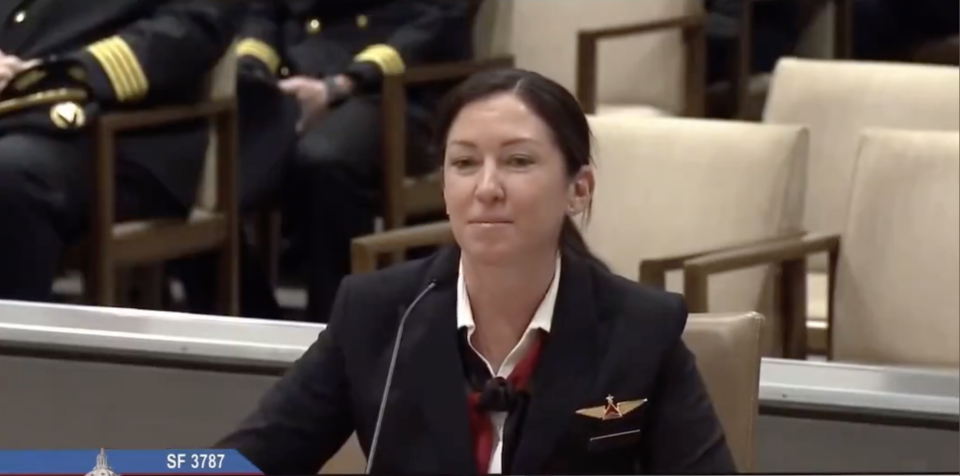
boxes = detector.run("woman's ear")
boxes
[567,165,595,216]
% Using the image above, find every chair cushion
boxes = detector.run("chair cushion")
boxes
[807,270,828,322]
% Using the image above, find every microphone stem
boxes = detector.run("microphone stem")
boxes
[364,280,437,474]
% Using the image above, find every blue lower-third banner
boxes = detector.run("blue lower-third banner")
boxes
[0,449,262,475]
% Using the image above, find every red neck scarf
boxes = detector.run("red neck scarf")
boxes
[466,332,544,474]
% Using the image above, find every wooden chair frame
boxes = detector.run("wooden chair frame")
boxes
[575,13,707,117]
[71,98,240,315]
[575,0,853,120]
[681,232,841,360]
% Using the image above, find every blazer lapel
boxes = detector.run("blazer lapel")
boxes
[512,252,602,474]
[399,247,475,473]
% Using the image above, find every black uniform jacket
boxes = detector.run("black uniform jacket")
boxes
[233,0,478,193]
[0,1,240,206]
[236,0,476,91]
[219,246,737,475]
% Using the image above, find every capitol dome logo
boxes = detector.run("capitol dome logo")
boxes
[86,449,120,476]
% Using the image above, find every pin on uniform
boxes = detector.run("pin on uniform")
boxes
[576,395,648,420]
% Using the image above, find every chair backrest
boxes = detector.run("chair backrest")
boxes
[793,2,839,59]
[195,40,239,211]
[583,116,806,353]
[763,58,960,237]
[474,0,698,113]
[832,129,959,367]
[473,0,513,59]
[683,312,763,472]
[321,312,765,473]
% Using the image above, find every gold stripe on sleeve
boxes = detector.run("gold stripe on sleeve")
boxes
[86,36,149,102]
[237,38,281,74]
[354,44,405,76]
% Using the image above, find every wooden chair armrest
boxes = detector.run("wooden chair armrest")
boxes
[401,57,516,86]
[638,230,806,287]
[576,14,706,115]
[97,98,236,134]
[351,221,454,274]
[681,232,840,360]
[683,232,840,277]
[89,97,238,245]
[579,14,703,41]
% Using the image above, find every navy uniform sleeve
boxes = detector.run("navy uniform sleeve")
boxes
[235,1,284,79]
[69,1,242,104]
[216,276,356,475]
[345,0,475,89]
[641,296,738,473]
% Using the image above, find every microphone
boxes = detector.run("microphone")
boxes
[364,279,438,474]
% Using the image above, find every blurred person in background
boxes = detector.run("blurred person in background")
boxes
[850,0,958,61]
[178,0,479,322]
[0,2,241,302]
[705,0,815,85]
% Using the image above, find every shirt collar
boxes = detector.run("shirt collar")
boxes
[457,254,561,334]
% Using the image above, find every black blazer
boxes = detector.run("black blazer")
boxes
[219,247,736,475]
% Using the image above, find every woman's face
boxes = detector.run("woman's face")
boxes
[442,92,592,264]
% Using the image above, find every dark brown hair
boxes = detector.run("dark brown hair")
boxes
[433,68,606,268]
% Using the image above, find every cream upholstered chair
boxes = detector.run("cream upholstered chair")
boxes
[683,129,958,367]
[761,58,960,350]
[73,42,239,313]
[321,312,764,473]
[483,0,702,117]
[830,130,958,366]
[583,116,807,356]
[684,312,763,472]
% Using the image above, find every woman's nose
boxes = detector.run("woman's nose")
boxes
[474,162,504,202]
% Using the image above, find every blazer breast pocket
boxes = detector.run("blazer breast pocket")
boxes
[587,427,643,453]
[577,396,648,453]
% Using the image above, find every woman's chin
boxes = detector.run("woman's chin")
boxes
[459,241,518,265]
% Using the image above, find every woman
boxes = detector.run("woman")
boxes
[218,69,736,475]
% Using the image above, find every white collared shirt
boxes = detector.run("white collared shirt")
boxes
[456,255,561,474]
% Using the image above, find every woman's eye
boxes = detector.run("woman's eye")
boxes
[507,155,534,167]
[449,157,477,168]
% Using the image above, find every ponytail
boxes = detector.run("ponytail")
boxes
[560,215,609,271]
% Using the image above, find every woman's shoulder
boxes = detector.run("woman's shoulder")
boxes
[588,260,690,341]
[337,254,439,312]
